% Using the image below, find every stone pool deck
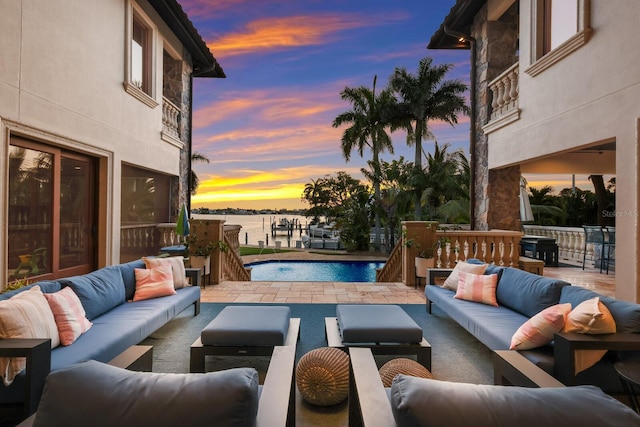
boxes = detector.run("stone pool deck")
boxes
[199,248,615,304]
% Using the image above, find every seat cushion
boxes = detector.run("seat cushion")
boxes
[496,268,569,318]
[336,305,422,343]
[33,360,259,427]
[201,306,291,346]
[389,375,640,427]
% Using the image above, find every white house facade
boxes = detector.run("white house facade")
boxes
[0,0,224,287]
[430,0,638,302]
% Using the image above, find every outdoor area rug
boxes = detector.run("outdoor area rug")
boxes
[141,302,493,426]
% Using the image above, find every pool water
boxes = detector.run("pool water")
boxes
[246,260,386,282]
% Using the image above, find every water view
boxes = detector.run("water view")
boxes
[193,213,311,247]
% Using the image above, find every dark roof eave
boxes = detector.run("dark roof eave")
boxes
[427,0,486,50]
[149,0,226,78]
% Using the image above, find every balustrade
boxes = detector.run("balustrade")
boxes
[434,230,522,268]
[162,97,180,140]
[522,225,586,265]
[489,62,519,121]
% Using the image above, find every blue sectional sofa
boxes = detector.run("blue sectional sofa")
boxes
[425,263,640,392]
[0,259,200,422]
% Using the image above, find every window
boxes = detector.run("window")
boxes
[121,164,171,225]
[543,0,578,54]
[131,16,150,94]
[124,2,158,107]
[526,0,591,77]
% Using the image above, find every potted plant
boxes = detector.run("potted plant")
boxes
[186,235,228,275]
[414,243,436,279]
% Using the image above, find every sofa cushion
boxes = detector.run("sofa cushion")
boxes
[454,272,498,306]
[118,259,146,301]
[33,360,259,427]
[0,281,63,302]
[60,265,126,320]
[389,375,640,427]
[496,268,569,317]
[0,286,60,385]
[425,285,527,350]
[133,265,177,301]
[560,286,640,333]
[44,287,93,346]
[510,303,572,350]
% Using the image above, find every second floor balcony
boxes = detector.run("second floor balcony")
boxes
[483,62,520,134]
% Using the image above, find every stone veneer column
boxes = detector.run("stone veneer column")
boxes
[163,50,193,219]
[470,3,520,231]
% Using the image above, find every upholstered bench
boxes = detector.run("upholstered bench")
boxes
[325,304,431,369]
[190,306,300,373]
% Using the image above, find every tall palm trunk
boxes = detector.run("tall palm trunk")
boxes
[413,119,424,219]
[372,148,382,249]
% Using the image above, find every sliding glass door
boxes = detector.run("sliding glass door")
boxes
[8,137,96,281]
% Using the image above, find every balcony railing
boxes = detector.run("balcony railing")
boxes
[120,223,248,280]
[522,225,595,266]
[378,227,522,286]
[484,62,520,133]
[162,97,181,142]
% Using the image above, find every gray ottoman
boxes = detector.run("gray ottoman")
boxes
[190,306,300,373]
[326,304,431,369]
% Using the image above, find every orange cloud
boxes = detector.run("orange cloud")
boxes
[207,13,405,57]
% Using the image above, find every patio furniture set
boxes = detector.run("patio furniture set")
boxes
[3,256,640,425]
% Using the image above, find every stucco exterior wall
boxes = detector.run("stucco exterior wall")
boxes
[486,0,640,302]
[0,0,192,275]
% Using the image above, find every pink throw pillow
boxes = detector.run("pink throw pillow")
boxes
[454,272,499,306]
[133,265,177,301]
[0,286,60,385]
[44,287,93,346]
[142,256,188,289]
[443,261,488,291]
[510,303,572,350]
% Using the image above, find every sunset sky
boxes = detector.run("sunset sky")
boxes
[181,0,587,211]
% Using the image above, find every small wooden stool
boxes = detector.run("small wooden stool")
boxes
[518,256,544,275]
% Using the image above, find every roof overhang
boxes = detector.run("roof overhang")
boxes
[149,0,225,78]
[428,0,486,50]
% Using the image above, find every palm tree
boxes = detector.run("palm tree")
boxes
[389,57,468,219]
[189,152,210,196]
[332,75,396,249]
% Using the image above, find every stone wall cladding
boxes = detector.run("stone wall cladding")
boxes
[471,3,520,231]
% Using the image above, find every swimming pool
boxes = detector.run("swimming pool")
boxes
[246,260,386,282]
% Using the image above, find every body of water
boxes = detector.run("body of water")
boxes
[192,213,310,246]
[247,260,386,282]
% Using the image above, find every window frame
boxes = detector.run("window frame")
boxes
[525,0,592,77]
[124,1,158,108]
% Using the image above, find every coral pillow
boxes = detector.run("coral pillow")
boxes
[44,287,93,346]
[443,261,488,291]
[510,303,572,350]
[454,272,499,306]
[133,265,177,301]
[0,286,60,385]
[142,256,188,289]
[565,297,617,374]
